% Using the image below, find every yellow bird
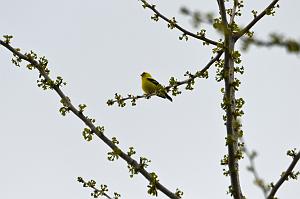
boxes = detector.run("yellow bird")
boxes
[141,72,172,102]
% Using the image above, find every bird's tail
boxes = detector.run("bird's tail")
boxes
[157,88,173,102]
[166,93,173,102]
[164,92,173,102]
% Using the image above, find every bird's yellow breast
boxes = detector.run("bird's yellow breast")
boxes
[142,78,157,94]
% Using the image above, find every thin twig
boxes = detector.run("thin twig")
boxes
[267,151,300,199]
[241,36,300,54]
[77,177,114,199]
[0,39,180,199]
[104,193,113,199]
[242,139,269,198]
[235,0,279,40]
[243,37,286,47]
[141,0,219,46]
[166,51,223,89]
[230,0,238,25]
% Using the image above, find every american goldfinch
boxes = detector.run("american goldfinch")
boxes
[141,72,172,102]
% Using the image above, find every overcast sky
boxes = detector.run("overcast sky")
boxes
[1,1,300,199]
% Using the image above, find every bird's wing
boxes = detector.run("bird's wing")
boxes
[146,77,160,86]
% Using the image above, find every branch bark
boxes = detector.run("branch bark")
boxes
[217,0,243,198]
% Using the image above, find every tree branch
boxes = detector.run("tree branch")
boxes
[77,177,116,199]
[241,34,300,54]
[166,51,223,89]
[217,1,243,198]
[235,0,279,41]
[107,51,223,106]
[0,39,180,199]
[217,0,228,26]
[141,0,219,46]
[230,0,238,25]
[242,140,269,198]
[180,7,214,28]
[267,151,300,199]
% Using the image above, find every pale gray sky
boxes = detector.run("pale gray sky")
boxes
[1,1,300,199]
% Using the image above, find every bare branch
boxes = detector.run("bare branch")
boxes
[0,39,181,199]
[141,0,219,46]
[267,151,300,199]
[235,0,279,41]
